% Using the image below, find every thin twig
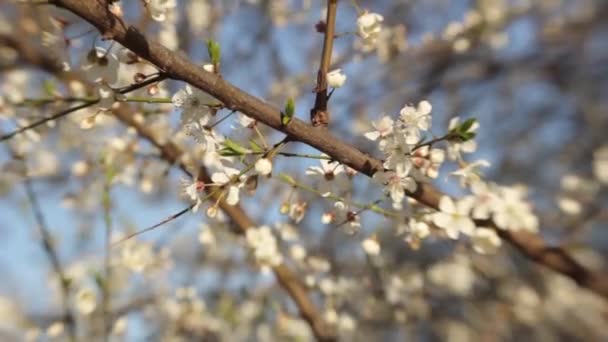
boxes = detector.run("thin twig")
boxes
[310,0,338,127]
[111,204,195,247]
[0,74,167,142]
[23,172,77,341]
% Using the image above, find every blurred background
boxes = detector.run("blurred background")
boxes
[0,0,607,341]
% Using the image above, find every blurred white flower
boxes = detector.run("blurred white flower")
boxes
[172,84,214,128]
[492,185,538,232]
[364,116,393,141]
[557,196,582,216]
[246,226,282,268]
[81,47,119,84]
[357,12,383,50]
[432,196,475,239]
[145,0,176,22]
[74,287,97,315]
[362,237,380,256]
[471,228,501,254]
[446,116,478,160]
[327,69,347,88]
[211,166,244,205]
[373,170,416,209]
[593,145,608,184]
[306,156,346,197]
[255,158,273,176]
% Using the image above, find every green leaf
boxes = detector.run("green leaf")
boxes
[459,118,477,133]
[207,39,221,66]
[42,80,56,97]
[282,98,295,125]
[249,139,264,153]
[222,139,249,155]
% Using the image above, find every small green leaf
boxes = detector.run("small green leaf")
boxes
[248,140,264,153]
[42,80,56,97]
[459,118,477,133]
[207,39,221,65]
[222,139,249,155]
[282,98,295,125]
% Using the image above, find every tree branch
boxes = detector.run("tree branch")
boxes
[310,0,338,127]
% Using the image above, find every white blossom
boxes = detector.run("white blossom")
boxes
[357,12,383,50]
[306,156,346,197]
[211,166,244,206]
[492,185,538,232]
[323,201,361,234]
[362,238,381,256]
[398,100,432,145]
[245,226,282,268]
[471,228,501,254]
[145,0,176,22]
[593,145,608,184]
[557,196,582,216]
[432,196,475,239]
[427,255,475,296]
[373,170,416,209]
[364,116,393,141]
[450,159,490,187]
[172,84,214,128]
[81,47,119,85]
[447,117,478,160]
[380,134,413,176]
[181,179,205,212]
[327,69,347,88]
[255,158,273,176]
[121,240,154,273]
[74,287,97,315]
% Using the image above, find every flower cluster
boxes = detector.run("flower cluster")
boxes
[431,180,538,254]
[357,12,384,51]
[366,100,438,209]
[245,226,283,269]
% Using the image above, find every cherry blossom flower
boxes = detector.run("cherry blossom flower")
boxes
[74,287,98,315]
[447,116,478,160]
[306,156,346,197]
[81,47,119,84]
[380,134,414,176]
[327,69,347,88]
[451,159,490,187]
[245,226,282,268]
[427,255,475,296]
[411,146,445,179]
[593,145,608,184]
[145,0,176,22]
[255,158,273,176]
[362,237,381,256]
[181,179,206,212]
[211,166,244,206]
[432,196,475,239]
[492,185,538,232]
[357,12,384,50]
[373,170,416,209]
[471,228,502,254]
[364,116,394,141]
[172,84,215,128]
[121,240,154,273]
[398,100,432,144]
[323,201,361,234]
